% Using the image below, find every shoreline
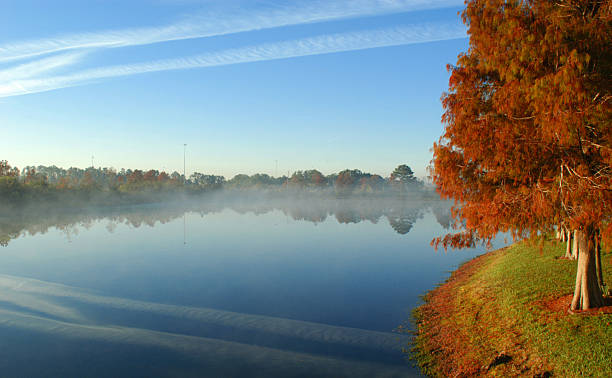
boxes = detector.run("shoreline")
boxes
[411,241,612,377]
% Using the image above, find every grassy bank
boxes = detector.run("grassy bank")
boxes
[412,240,612,377]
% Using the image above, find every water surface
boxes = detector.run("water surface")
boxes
[0,198,488,377]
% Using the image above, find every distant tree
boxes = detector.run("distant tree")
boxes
[170,171,182,182]
[79,171,96,190]
[143,170,159,182]
[390,165,417,185]
[359,175,385,193]
[326,173,339,185]
[390,164,421,193]
[335,169,366,193]
[23,167,47,186]
[287,171,304,188]
[158,172,170,182]
[127,170,144,184]
[189,172,225,190]
[56,176,75,190]
[249,173,274,188]
[0,161,19,177]
[227,174,251,189]
[308,170,327,187]
[287,170,328,189]
[0,161,22,201]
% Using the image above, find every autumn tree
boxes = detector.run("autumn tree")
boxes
[335,169,365,194]
[0,161,19,177]
[359,174,385,193]
[431,0,611,310]
[0,161,22,201]
[308,170,327,187]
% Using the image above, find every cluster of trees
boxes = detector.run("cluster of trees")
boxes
[221,166,424,194]
[17,164,226,192]
[432,0,610,310]
[286,166,425,194]
[0,162,426,204]
[225,173,283,189]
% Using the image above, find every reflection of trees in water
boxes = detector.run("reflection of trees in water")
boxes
[0,197,449,246]
[386,206,426,235]
[284,207,328,224]
[431,204,452,230]
[0,206,188,247]
[334,209,362,224]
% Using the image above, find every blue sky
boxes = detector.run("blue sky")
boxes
[0,0,467,179]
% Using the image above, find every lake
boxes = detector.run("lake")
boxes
[0,197,489,377]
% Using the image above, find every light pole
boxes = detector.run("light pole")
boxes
[183,144,187,184]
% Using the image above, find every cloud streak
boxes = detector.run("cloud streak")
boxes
[0,0,462,62]
[0,22,466,98]
[0,51,86,82]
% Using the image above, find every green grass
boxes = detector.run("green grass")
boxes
[412,240,612,377]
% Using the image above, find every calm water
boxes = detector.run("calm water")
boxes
[0,198,489,377]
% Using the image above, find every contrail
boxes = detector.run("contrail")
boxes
[0,51,85,81]
[0,0,462,62]
[0,22,466,98]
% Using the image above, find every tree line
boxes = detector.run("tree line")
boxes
[0,161,427,204]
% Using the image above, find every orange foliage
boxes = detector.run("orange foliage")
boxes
[432,0,611,249]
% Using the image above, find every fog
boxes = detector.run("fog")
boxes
[0,192,452,247]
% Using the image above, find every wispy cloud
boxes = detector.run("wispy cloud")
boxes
[0,0,461,62]
[0,51,86,81]
[0,23,465,98]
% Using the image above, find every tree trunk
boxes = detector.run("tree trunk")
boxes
[595,231,604,288]
[560,227,566,242]
[565,229,573,259]
[571,228,605,310]
[572,229,579,260]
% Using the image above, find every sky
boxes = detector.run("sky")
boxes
[0,0,468,179]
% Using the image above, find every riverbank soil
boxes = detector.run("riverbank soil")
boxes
[412,241,612,377]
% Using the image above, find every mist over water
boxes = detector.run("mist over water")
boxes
[0,196,487,377]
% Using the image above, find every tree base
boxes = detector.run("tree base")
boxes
[570,229,605,311]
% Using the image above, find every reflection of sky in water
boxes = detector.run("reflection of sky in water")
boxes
[0,203,500,377]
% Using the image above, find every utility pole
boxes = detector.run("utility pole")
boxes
[183,144,187,184]
[91,155,94,168]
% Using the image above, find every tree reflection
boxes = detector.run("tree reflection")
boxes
[386,207,424,235]
[431,204,452,230]
[0,197,450,246]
